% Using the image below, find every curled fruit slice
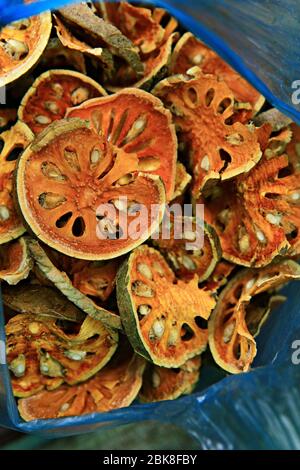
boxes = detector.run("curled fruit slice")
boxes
[246,294,286,338]
[0,237,32,285]
[27,239,122,330]
[0,108,17,130]
[140,357,201,403]
[172,163,191,202]
[253,108,293,132]
[0,121,34,244]
[18,346,145,420]
[208,259,300,374]
[67,89,177,200]
[153,68,262,197]
[16,119,166,262]
[6,313,118,397]
[170,33,264,116]
[18,69,106,135]
[0,13,52,86]
[154,217,221,282]
[117,245,216,367]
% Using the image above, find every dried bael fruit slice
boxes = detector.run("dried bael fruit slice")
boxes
[172,162,191,202]
[140,357,201,403]
[153,68,262,197]
[0,13,52,86]
[171,33,264,116]
[154,217,221,282]
[117,245,216,367]
[208,259,300,374]
[16,119,166,263]
[0,237,32,285]
[67,89,177,200]
[0,121,34,244]
[2,284,85,323]
[28,239,122,330]
[6,313,118,397]
[18,345,145,420]
[18,70,106,135]
[0,108,17,130]
[73,260,118,302]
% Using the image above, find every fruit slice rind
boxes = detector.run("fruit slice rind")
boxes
[0,237,33,285]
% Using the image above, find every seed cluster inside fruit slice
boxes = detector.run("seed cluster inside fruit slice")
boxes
[208,259,300,373]
[0,237,32,285]
[153,68,262,197]
[0,13,52,86]
[117,245,216,367]
[6,313,118,397]
[18,69,106,135]
[18,343,145,421]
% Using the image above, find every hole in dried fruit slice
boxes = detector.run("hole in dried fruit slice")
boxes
[18,343,145,421]
[0,237,32,285]
[16,119,167,261]
[0,121,34,244]
[117,245,216,367]
[139,356,201,403]
[154,217,221,283]
[153,68,262,197]
[27,239,122,330]
[18,69,107,135]
[208,259,300,374]
[6,313,118,398]
[67,89,177,200]
[0,13,52,87]
[170,33,265,117]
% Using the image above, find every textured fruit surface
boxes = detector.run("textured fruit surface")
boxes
[16,119,166,261]
[0,121,34,244]
[0,237,32,285]
[117,245,216,367]
[153,68,262,197]
[208,259,300,374]
[0,13,52,86]
[140,356,201,402]
[6,313,118,397]
[18,344,145,421]
[18,69,106,135]
[67,88,177,200]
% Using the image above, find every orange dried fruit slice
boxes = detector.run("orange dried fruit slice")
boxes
[117,245,216,367]
[73,260,118,302]
[6,313,118,397]
[0,121,34,244]
[18,69,107,135]
[171,33,265,116]
[0,237,32,285]
[0,108,17,130]
[208,259,300,374]
[0,13,52,87]
[18,345,145,420]
[154,217,221,282]
[67,88,177,200]
[205,260,235,293]
[16,118,166,262]
[140,357,201,403]
[153,68,262,197]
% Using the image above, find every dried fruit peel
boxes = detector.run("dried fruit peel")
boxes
[18,348,145,421]
[208,259,300,374]
[16,118,166,260]
[0,237,32,285]
[117,245,216,367]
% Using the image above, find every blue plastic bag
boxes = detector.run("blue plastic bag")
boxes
[1,0,300,449]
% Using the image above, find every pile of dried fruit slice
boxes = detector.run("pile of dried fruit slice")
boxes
[0,1,299,422]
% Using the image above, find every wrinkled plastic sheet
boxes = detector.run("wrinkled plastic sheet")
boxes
[1,0,300,449]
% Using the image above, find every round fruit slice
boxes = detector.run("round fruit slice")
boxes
[18,345,145,420]
[0,237,32,285]
[153,67,262,197]
[117,245,216,367]
[154,217,221,282]
[171,33,265,116]
[140,357,201,403]
[67,89,177,200]
[208,259,300,374]
[0,108,17,130]
[0,121,34,244]
[27,239,122,330]
[0,13,52,87]
[16,118,166,261]
[18,69,107,135]
[6,313,118,397]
